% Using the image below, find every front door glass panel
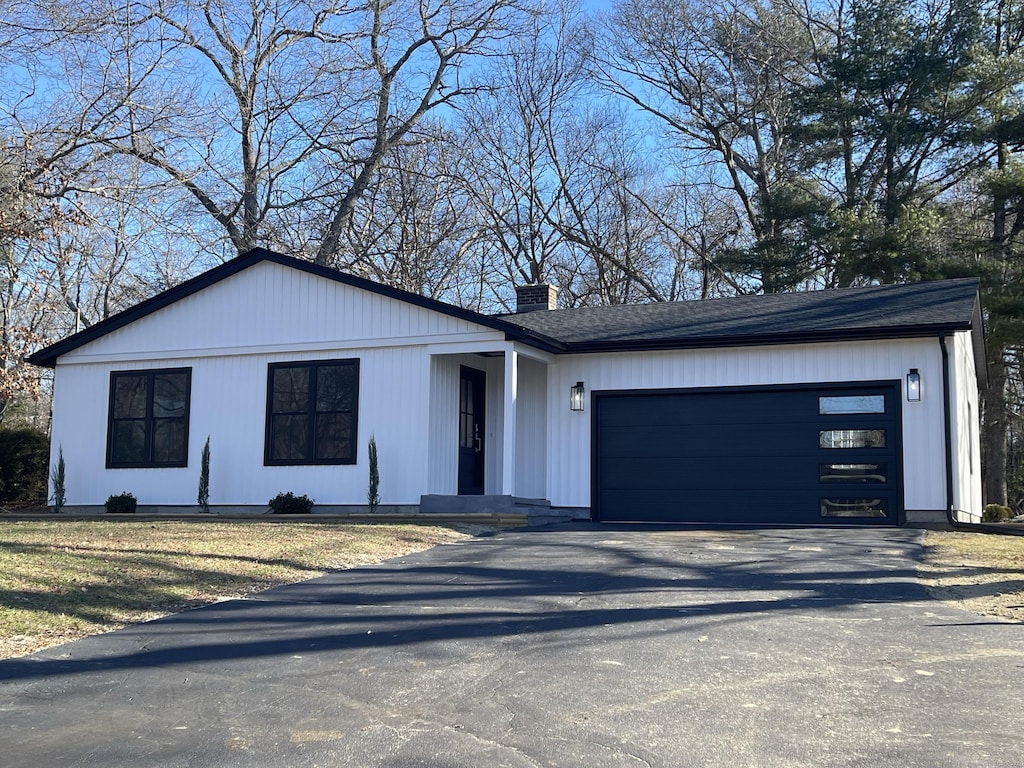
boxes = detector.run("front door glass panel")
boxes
[458,367,485,495]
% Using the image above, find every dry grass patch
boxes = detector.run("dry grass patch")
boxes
[0,519,473,659]
[921,530,1024,623]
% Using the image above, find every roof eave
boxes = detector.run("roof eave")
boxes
[27,248,540,367]
[501,328,566,353]
[28,250,269,368]
[558,322,975,354]
[971,293,990,389]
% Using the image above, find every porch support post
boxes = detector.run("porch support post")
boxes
[501,348,518,496]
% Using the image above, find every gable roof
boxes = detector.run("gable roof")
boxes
[26,248,563,367]
[502,278,982,352]
[28,247,983,369]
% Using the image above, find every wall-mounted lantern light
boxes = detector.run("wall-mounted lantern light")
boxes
[906,369,921,402]
[570,381,586,412]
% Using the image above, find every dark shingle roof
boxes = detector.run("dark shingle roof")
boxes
[500,279,981,351]
[28,247,982,369]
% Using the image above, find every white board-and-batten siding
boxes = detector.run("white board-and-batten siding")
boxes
[949,331,983,517]
[53,348,429,506]
[544,335,974,517]
[50,261,507,507]
[59,261,504,364]
[46,255,982,521]
[425,354,506,497]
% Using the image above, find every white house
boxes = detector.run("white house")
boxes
[29,248,986,525]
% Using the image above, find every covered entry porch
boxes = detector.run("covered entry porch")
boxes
[421,343,552,512]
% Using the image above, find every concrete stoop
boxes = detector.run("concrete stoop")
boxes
[418,495,584,525]
[418,494,545,514]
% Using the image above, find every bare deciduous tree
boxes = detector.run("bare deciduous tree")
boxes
[339,131,482,301]
[47,0,527,263]
[311,0,528,266]
[599,0,816,292]
[457,0,711,308]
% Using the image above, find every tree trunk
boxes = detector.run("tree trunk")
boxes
[983,133,1010,508]
[982,352,1008,506]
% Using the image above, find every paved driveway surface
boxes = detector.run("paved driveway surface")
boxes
[1,525,1022,768]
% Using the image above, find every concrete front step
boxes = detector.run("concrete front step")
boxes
[418,494,550,514]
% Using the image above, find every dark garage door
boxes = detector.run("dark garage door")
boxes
[594,384,901,525]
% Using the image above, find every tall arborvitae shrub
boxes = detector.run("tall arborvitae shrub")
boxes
[197,436,211,513]
[51,446,65,513]
[367,435,380,513]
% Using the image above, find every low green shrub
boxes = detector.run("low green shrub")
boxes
[983,503,1014,523]
[105,492,138,514]
[0,428,49,506]
[268,492,314,514]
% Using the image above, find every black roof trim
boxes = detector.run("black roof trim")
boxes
[27,248,983,368]
[27,248,564,367]
[559,322,973,354]
[504,277,982,350]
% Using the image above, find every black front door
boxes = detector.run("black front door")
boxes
[458,366,486,495]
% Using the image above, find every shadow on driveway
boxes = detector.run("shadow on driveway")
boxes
[2,525,1022,768]
[0,524,962,680]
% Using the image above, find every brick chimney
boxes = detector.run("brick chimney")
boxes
[514,283,558,313]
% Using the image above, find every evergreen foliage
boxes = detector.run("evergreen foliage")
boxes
[268,492,314,514]
[51,446,65,513]
[0,428,48,506]
[105,492,137,514]
[367,435,381,513]
[197,436,211,513]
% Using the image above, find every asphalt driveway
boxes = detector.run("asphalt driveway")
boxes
[1,524,1022,768]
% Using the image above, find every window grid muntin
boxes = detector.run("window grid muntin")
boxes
[107,368,191,468]
[266,359,359,465]
[819,429,886,449]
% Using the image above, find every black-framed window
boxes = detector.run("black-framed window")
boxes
[107,368,191,468]
[265,359,359,465]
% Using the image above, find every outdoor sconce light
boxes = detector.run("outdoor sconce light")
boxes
[906,369,921,402]
[570,381,586,412]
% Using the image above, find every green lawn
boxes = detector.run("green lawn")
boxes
[0,519,471,659]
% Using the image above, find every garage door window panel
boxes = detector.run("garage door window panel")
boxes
[819,429,886,449]
[821,498,888,517]
[819,463,888,483]
[819,395,886,414]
